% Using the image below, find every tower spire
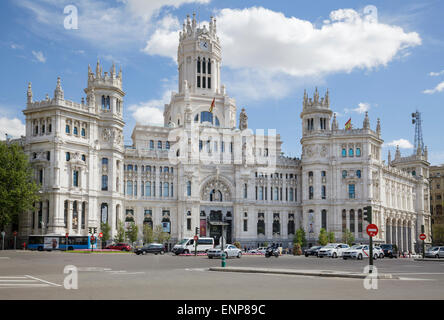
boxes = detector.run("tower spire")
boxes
[54,77,64,101]
[363,111,370,129]
[412,110,424,155]
[27,82,33,104]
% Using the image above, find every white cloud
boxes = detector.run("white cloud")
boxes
[423,81,444,94]
[384,139,414,149]
[16,0,210,49]
[0,117,26,139]
[32,50,46,63]
[345,102,371,114]
[429,70,444,76]
[128,78,177,125]
[143,7,421,100]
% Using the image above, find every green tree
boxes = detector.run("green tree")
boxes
[153,224,171,244]
[126,222,139,244]
[318,228,328,246]
[0,143,40,230]
[327,231,335,243]
[342,229,355,246]
[294,228,307,248]
[100,222,111,242]
[143,224,154,244]
[114,221,126,243]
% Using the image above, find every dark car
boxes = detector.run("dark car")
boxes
[304,246,322,257]
[135,243,165,255]
[105,243,132,251]
[380,244,398,258]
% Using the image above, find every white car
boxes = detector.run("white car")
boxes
[208,244,242,259]
[342,245,379,260]
[317,243,350,258]
[248,247,267,254]
[374,246,384,259]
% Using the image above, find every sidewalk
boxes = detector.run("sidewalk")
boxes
[209,266,396,279]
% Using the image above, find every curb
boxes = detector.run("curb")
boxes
[414,258,444,262]
[209,267,396,279]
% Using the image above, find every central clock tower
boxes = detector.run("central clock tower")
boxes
[177,13,221,95]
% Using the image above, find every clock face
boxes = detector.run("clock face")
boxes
[200,41,208,50]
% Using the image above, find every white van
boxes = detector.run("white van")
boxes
[172,237,214,255]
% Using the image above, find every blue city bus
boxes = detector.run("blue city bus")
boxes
[28,234,94,251]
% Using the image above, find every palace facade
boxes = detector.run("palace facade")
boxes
[19,14,431,252]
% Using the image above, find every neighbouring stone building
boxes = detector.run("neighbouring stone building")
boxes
[17,14,431,252]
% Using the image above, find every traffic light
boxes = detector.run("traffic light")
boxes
[195,227,199,235]
[363,206,372,224]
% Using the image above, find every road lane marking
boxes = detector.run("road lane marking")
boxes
[25,275,62,287]
[0,257,10,259]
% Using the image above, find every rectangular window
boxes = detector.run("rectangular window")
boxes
[322,185,326,199]
[309,186,313,200]
[150,140,154,149]
[145,182,151,197]
[102,175,108,191]
[349,184,355,199]
[289,188,294,201]
[243,219,248,232]
[208,77,211,89]
[197,76,201,88]
[166,141,170,150]
[187,218,192,231]
[244,184,248,199]
[158,141,162,149]
[73,170,79,187]
[221,141,225,152]
[65,125,70,134]
[202,77,206,88]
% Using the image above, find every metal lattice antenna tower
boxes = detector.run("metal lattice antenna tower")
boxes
[411,110,424,154]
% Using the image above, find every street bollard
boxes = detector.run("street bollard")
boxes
[221,252,226,267]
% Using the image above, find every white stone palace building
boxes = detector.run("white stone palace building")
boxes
[19,14,431,252]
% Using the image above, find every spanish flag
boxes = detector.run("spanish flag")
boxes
[345,118,352,130]
[209,97,215,113]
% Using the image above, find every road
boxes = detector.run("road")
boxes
[1,250,443,299]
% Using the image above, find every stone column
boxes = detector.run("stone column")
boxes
[68,201,73,234]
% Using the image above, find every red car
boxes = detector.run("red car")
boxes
[105,243,132,251]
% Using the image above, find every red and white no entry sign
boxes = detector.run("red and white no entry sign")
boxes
[99,232,103,238]
[366,224,378,237]
[419,233,426,241]
[194,235,199,241]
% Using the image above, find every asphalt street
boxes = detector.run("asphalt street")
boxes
[1,250,443,299]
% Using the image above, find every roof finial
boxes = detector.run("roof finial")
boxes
[96,59,101,78]
[54,77,64,100]
[363,111,370,129]
[27,82,33,104]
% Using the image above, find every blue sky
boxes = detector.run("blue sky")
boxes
[1,0,443,164]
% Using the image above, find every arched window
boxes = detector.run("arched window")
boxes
[101,203,108,224]
[257,213,265,235]
[342,148,346,157]
[356,148,361,157]
[72,201,78,229]
[64,200,68,227]
[144,210,153,229]
[349,148,354,157]
[358,209,363,233]
[342,170,347,178]
[197,57,201,73]
[210,189,222,202]
[272,213,280,235]
[202,58,206,73]
[200,111,213,124]
[321,209,327,230]
[342,209,347,232]
[350,209,355,233]
[208,59,211,74]
[288,214,295,235]
[81,202,86,229]
[102,95,106,109]
[106,96,110,109]
[356,170,361,178]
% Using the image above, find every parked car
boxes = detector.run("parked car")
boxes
[134,243,165,255]
[343,245,379,260]
[380,244,398,258]
[172,237,214,255]
[207,244,242,259]
[425,246,444,258]
[304,246,323,257]
[374,246,385,259]
[105,243,132,251]
[317,243,350,258]
[248,247,267,254]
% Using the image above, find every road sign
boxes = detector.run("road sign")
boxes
[419,233,426,241]
[194,235,198,241]
[99,232,103,238]
[13,231,17,237]
[65,232,69,237]
[366,224,378,237]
